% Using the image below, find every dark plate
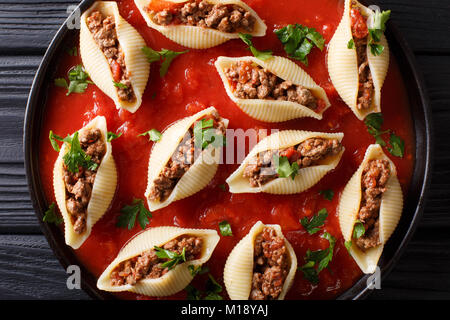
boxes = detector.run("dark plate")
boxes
[24,0,433,300]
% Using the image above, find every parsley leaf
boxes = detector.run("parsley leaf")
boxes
[353,220,366,239]
[43,202,63,225]
[219,220,233,236]
[275,155,299,180]
[139,129,162,142]
[319,189,334,201]
[347,39,355,49]
[367,10,391,56]
[344,240,353,253]
[154,246,186,270]
[116,199,152,230]
[113,81,128,89]
[193,118,225,149]
[62,132,98,173]
[299,232,336,284]
[238,33,273,61]
[185,273,223,300]
[274,24,325,65]
[142,46,188,77]
[107,131,122,142]
[49,130,68,152]
[301,208,328,235]
[388,133,405,157]
[55,64,92,96]
[185,284,202,300]
[188,265,209,277]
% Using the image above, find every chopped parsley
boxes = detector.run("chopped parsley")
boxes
[138,129,162,142]
[347,39,355,49]
[319,189,334,201]
[49,130,69,152]
[107,131,122,142]
[344,240,353,253]
[275,155,299,180]
[185,273,223,300]
[238,33,273,61]
[142,46,188,77]
[116,198,152,230]
[54,64,93,96]
[274,24,325,66]
[299,232,336,284]
[218,220,233,236]
[154,246,186,270]
[188,265,209,277]
[43,202,63,225]
[364,113,405,157]
[300,208,328,235]
[368,10,391,56]
[193,118,225,149]
[353,220,366,239]
[113,81,128,89]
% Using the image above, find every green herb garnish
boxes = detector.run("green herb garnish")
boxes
[353,220,366,239]
[388,133,405,157]
[65,46,78,56]
[275,155,299,180]
[62,132,98,173]
[116,198,152,230]
[238,33,273,61]
[193,118,224,149]
[299,232,336,284]
[107,131,122,142]
[154,246,186,270]
[347,39,355,49]
[43,202,63,225]
[142,46,188,77]
[319,189,334,201]
[368,10,391,56]
[188,265,210,277]
[344,240,353,254]
[274,24,325,66]
[300,208,328,235]
[364,113,405,157]
[113,81,128,89]
[138,129,162,142]
[54,64,92,96]
[185,273,223,300]
[219,220,233,236]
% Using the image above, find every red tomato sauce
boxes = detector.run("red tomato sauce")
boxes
[38,0,414,299]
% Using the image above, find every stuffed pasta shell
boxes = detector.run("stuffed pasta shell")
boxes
[226,130,344,194]
[338,144,403,274]
[53,116,117,249]
[223,221,297,300]
[80,1,150,113]
[328,0,390,120]
[215,56,331,122]
[97,226,220,296]
[134,0,266,49]
[145,107,228,211]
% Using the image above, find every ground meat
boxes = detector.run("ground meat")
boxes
[87,11,136,102]
[110,235,203,286]
[150,0,255,33]
[243,138,342,187]
[148,112,226,202]
[250,227,288,300]
[355,159,391,250]
[225,61,321,110]
[350,2,374,111]
[63,128,106,234]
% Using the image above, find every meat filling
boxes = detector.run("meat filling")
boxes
[225,61,323,111]
[350,2,374,110]
[148,112,226,202]
[250,227,289,300]
[63,128,106,234]
[150,0,255,33]
[87,11,136,102]
[243,138,342,187]
[355,159,391,250]
[110,235,203,286]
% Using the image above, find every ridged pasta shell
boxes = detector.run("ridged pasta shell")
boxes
[80,1,150,113]
[145,107,229,211]
[215,56,331,122]
[53,116,117,249]
[338,144,403,273]
[327,0,389,120]
[226,130,344,194]
[97,226,220,296]
[134,0,267,49]
[223,221,297,300]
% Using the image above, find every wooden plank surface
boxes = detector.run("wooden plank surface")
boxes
[0,0,449,300]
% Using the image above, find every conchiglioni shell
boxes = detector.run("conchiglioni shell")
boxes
[145,107,228,211]
[53,116,117,250]
[134,0,267,49]
[226,130,344,194]
[97,226,220,296]
[80,1,150,113]
[338,144,403,274]
[223,221,297,300]
[215,56,330,122]
[327,0,389,120]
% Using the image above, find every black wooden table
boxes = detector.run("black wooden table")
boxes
[1,0,449,300]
